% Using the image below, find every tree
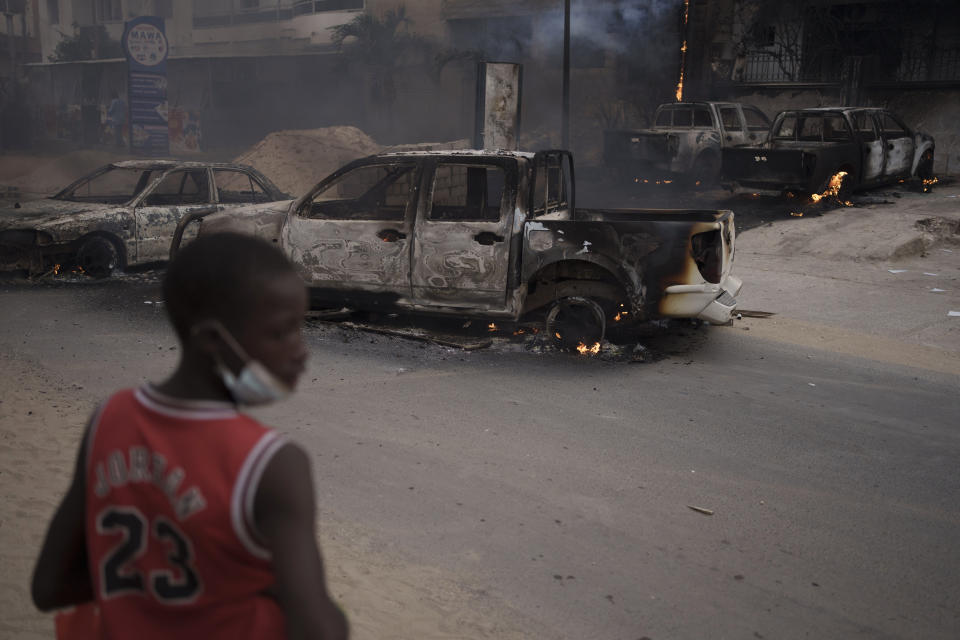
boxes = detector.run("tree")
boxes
[329,6,430,111]
[49,24,124,62]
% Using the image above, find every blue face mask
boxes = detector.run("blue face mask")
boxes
[197,320,291,406]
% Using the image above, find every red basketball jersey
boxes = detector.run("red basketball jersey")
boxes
[84,385,287,639]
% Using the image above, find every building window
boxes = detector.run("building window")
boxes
[154,0,173,18]
[97,0,123,22]
[47,0,60,24]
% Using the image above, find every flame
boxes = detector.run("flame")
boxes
[786,191,796,198]
[663,179,673,184]
[488,323,497,332]
[695,180,701,186]
[809,171,848,203]
[576,342,601,355]
[790,212,803,217]
[554,332,562,340]
[614,311,629,322]
[53,263,61,275]
[513,329,525,336]
[922,176,938,192]
[675,0,690,101]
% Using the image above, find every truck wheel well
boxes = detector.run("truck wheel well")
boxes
[523,261,629,315]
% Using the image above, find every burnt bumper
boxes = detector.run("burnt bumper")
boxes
[0,229,66,274]
[659,274,743,324]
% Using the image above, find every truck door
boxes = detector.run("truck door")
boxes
[852,111,884,184]
[410,159,516,310]
[741,106,771,143]
[283,161,418,298]
[879,113,915,179]
[718,105,749,147]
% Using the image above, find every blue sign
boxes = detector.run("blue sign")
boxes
[123,16,169,156]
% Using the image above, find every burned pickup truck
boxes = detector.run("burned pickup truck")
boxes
[722,107,935,196]
[176,150,741,347]
[604,101,771,186]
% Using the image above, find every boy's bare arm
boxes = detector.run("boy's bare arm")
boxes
[31,425,94,611]
[255,442,349,640]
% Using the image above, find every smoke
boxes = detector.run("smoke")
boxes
[531,0,684,56]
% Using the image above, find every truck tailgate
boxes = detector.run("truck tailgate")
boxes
[603,130,672,166]
[722,146,810,187]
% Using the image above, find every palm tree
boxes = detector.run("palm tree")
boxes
[330,6,429,132]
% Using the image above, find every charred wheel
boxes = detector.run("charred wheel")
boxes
[545,296,606,353]
[690,152,721,188]
[76,235,120,279]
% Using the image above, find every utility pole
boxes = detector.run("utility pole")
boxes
[561,0,570,149]
[4,9,15,77]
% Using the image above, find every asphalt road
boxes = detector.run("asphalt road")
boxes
[2,270,958,639]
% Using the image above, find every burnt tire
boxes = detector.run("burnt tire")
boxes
[690,153,721,189]
[76,236,120,279]
[917,150,934,181]
[545,296,606,353]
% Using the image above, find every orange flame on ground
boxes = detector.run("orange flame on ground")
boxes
[809,171,848,203]
[922,177,938,192]
[53,263,61,275]
[513,329,525,336]
[488,323,497,332]
[576,342,602,355]
[554,332,562,340]
[790,212,803,217]
[614,311,629,322]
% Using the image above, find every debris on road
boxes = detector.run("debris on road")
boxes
[687,505,714,516]
[737,310,776,318]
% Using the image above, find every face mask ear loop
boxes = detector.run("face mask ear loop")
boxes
[192,319,252,367]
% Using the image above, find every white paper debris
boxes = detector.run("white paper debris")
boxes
[931,288,946,293]
[943,249,954,253]
[888,269,907,274]
[808,383,816,387]
[949,311,960,317]
[923,273,938,276]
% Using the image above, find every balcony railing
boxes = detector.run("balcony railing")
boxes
[193,0,363,29]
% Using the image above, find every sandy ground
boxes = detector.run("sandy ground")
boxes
[1,150,958,638]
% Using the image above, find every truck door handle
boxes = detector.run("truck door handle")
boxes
[474,231,504,245]
[377,229,406,242]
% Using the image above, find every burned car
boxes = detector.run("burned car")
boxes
[722,107,935,196]
[174,150,742,347]
[604,101,771,186]
[0,160,289,278]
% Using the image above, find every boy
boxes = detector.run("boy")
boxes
[31,233,348,640]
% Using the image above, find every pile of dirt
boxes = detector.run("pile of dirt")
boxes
[235,128,475,196]
[233,126,381,196]
[9,150,130,196]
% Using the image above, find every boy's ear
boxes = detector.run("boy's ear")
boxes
[189,320,224,359]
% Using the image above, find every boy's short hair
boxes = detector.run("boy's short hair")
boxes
[163,232,298,340]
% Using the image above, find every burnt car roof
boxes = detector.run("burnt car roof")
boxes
[110,159,263,171]
[778,107,889,114]
[376,149,536,159]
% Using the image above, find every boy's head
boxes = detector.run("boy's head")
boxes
[163,233,308,390]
